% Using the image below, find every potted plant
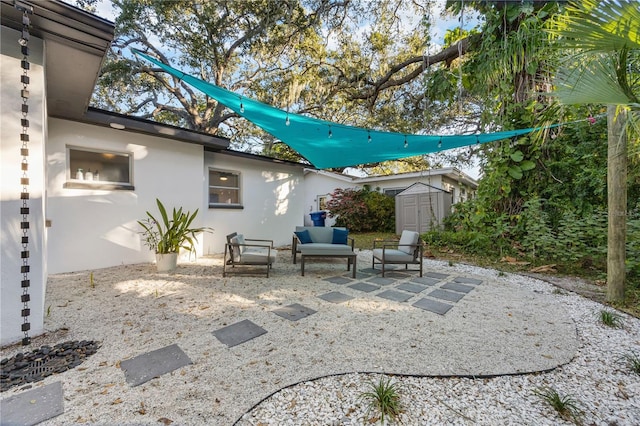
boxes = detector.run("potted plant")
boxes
[138,199,211,272]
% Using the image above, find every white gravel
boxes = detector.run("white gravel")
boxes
[1,251,639,425]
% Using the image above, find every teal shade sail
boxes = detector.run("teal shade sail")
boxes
[135,50,549,169]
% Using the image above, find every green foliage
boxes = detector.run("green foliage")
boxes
[358,376,402,424]
[599,310,623,328]
[534,387,583,424]
[436,196,640,286]
[325,187,394,232]
[138,199,211,254]
[621,351,640,375]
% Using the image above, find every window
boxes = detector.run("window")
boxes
[64,147,133,190]
[209,169,241,208]
[383,188,406,197]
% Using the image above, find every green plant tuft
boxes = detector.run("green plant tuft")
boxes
[599,310,623,328]
[358,376,402,424]
[90,272,95,288]
[621,351,640,375]
[534,387,583,424]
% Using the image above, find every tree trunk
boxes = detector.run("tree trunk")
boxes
[606,105,627,302]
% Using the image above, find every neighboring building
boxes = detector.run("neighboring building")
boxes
[303,169,478,227]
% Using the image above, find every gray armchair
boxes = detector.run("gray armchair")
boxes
[372,230,424,277]
[223,232,277,278]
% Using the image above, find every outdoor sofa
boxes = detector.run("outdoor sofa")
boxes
[292,226,355,264]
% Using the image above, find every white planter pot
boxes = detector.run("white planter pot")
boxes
[155,252,178,272]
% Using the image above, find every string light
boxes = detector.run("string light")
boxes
[404,136,408,148]
[367,130,372,143]
[328,125,332,139]
[239,102,244,113]
[476,135,480,145]
[285,114,290,126]
[438,136,442,149]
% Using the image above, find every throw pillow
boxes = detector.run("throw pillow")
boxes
[295,230,313,244]
[332,228,349,245]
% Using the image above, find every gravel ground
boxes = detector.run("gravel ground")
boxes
[1,252,638,425]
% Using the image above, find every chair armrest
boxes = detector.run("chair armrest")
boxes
[373,239,399,249]
[245,238,274,248]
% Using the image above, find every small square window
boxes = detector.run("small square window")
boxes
[209,169,241,208]
[64,147,133,190]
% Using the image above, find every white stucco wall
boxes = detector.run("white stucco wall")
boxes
[302,171,357,227]
[202,152,305,251]
[1,27,46,345]
[46,119,205,273]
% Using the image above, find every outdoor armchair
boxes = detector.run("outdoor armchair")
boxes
[223,232,277,278]
[372,230,424,277]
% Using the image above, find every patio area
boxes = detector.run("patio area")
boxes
[3,250,638,425]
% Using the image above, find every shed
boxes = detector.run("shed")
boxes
[395,182,452,234]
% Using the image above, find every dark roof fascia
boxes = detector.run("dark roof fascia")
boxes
[1,0,114,55]
[205,147,312,169]
[74,108,230,150]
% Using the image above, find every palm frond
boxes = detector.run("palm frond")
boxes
[554,54,632,104]
[549,0,640,52]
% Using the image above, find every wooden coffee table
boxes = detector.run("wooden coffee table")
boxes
[299,248,357,278]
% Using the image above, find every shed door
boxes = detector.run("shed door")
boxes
[418,193,439,233]
[396,194,418,234]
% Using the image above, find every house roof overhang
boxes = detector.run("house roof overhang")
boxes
[1,0,114,120]
[82,107,231,150]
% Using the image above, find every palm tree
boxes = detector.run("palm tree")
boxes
[549,0,639,302]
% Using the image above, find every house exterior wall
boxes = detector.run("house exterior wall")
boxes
[303,171,358,227]
[46,118,204,273]
[203,152,305,251]
[1,27,47,345]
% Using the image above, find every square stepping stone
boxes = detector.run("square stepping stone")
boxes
[120,344,192,386]
[413,298,454,315]
[367,277,396,286]
[324,276,353,285]
[346,271,376,279]
[358,268,379,274]
[348,282,380,293]
[377,289,412,303]
[409,276,441,286]
[441,282,475,293]
[0,381,64,425]
[454,276,483,285]
[428,289,465,303]
[384,271,410,279]
[318,291,354,304]
[272,303,317,321]
[213,319,267,348]
[396,282,429,294]
[425,272,449,279]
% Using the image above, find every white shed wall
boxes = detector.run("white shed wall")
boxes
[1,28,46,345]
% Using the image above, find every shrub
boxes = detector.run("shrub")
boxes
[326,187,394,232]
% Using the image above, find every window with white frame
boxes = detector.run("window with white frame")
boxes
[209,169,241,208]
[64,146,133,190]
